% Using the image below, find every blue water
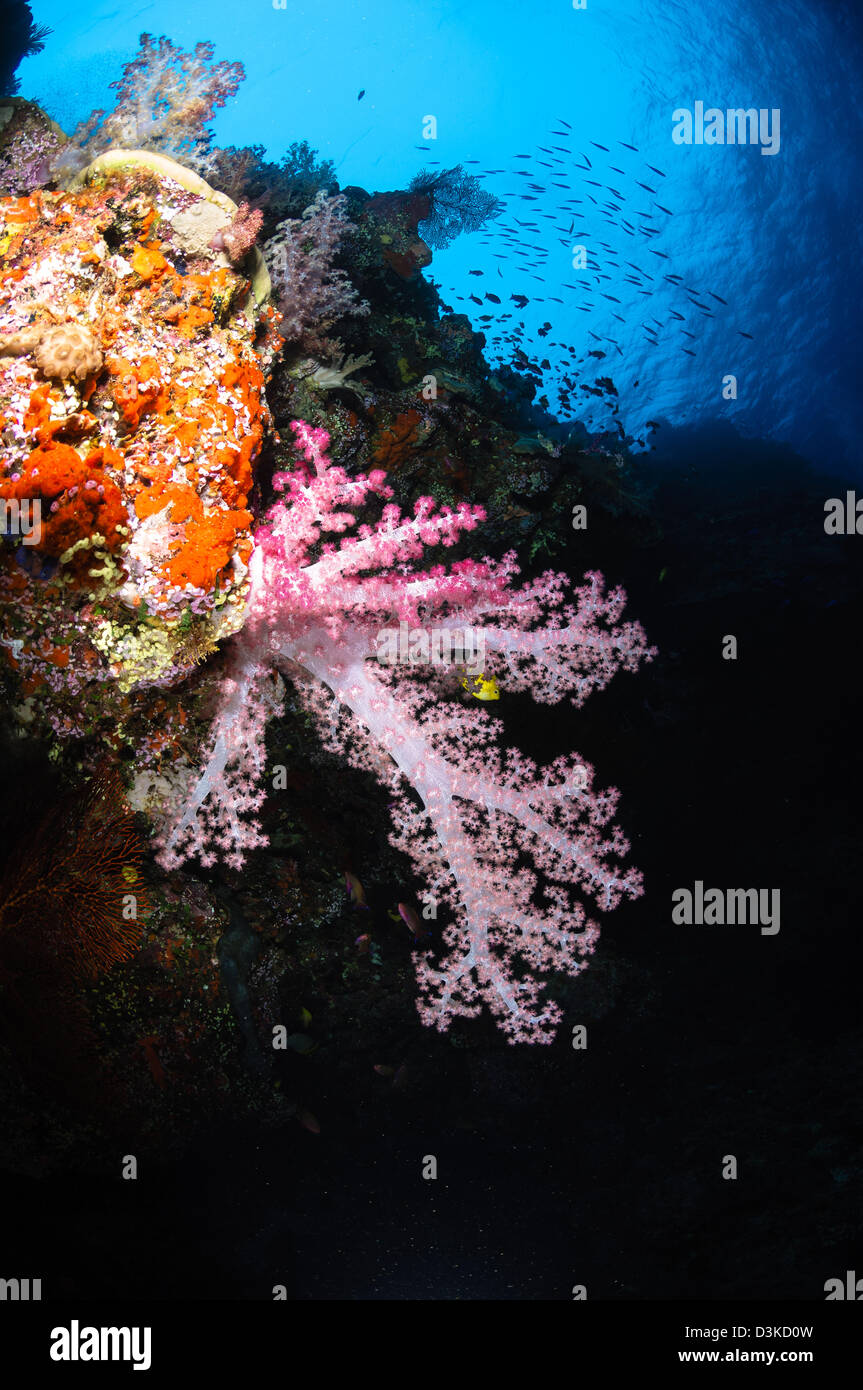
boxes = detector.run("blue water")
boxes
[19,0,863,476]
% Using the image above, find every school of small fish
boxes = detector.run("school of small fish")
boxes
[420,119,754,443]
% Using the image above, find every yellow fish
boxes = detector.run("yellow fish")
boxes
[462,673,500,701]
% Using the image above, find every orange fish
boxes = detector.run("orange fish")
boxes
[397,902,432,940]
[345,871,369,909]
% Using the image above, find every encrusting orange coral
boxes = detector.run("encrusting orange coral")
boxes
[0,151,280,717]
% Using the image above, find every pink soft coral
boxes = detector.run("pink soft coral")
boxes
[214,200,264,263]
[155,422,655,1043]
[69,33,245,167]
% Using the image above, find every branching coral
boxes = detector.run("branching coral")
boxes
[67,33,245,169]
[409,165,504,249]
[0,33,657,1051]
[153,423,655,1043]
[0,763,146,979]
[265,192,369,344]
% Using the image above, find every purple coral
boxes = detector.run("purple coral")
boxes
[265,192,369,344]
[0,120,63,196]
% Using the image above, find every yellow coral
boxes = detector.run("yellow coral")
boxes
[90,619,178,692]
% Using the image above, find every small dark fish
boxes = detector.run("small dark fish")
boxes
[468,269,484,276]
[654,204,673,215]
[645,163,667,177]
[414,145,430,151]
[648,249,669,258]
[737,330,754,339]
[485,292,501,303]
[514,154,532,159]
[601,293,621,303]
[709,292,728,304]
[469,293,483,305]
[669,310,685,320]
[683,348,696,356]
[681,330,696,338]
[557,119,572,129]
[357,89,365,100]
[590,141,610,151]
[478,315,493,322]
[619,141,639,151]
[511,294,529,307]
[636,182,657,193]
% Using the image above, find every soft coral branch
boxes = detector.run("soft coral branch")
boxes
[154,422,655,1042]
[70,33,245,166]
